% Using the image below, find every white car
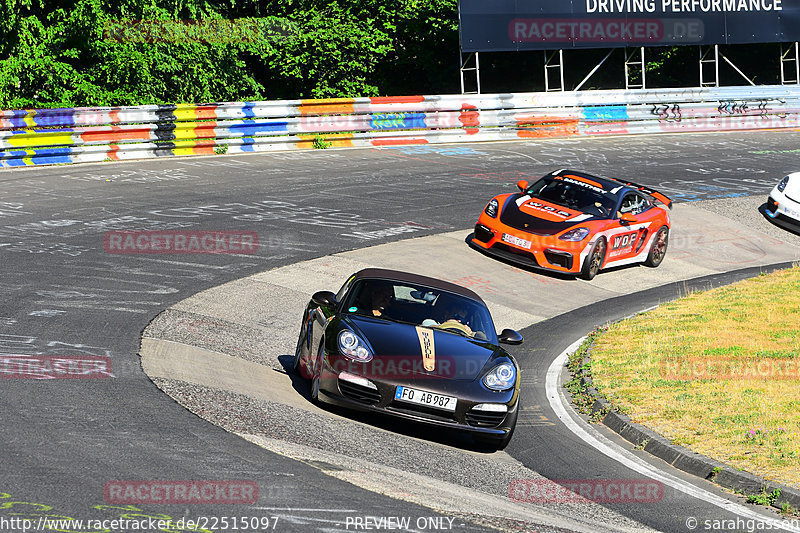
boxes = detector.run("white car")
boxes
[766,173,800,232]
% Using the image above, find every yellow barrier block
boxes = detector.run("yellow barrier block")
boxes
[173,123,216,140]
[173,106,198,122]
[7,130,75,148]
[171,139,215,156]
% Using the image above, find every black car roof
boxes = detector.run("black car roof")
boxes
[350,268,485,304]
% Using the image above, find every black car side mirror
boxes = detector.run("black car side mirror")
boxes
[498,328,523,345]
[311,290,337,308]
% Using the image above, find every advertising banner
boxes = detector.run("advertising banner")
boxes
[459,0,800,52]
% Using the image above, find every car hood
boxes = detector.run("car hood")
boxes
[499,194,596,235]
[343,315,499,381]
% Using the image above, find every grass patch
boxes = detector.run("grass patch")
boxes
[312,134,332,149]
[589,265,800,488]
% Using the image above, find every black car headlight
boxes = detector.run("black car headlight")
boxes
[559,227,590,241]
[778,176,789,192]
[338,331,373,362]
[484,198,499,218]
[483,363,516,391]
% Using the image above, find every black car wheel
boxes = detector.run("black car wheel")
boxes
[310,341,324,403]
[293,312,311,374]
[292,324,304,373]
[580,238,606,281]
[644,226,669,267]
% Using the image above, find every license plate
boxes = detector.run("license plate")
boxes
[502,233,532,249]
[394,386,457,412]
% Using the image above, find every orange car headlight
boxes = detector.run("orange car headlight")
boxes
[559,227,590,241]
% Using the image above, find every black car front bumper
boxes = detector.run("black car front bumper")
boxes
[316,356,519,438]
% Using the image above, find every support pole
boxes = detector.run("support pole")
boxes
[720,51,755,86]
[574,49,614,91]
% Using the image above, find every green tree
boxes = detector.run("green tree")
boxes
[0,0,458,107]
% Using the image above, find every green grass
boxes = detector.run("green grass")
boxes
[588,265,800,487]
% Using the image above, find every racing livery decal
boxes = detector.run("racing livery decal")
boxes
[521,200,575,219]
[609,231,639,257]
[416,326,436,371]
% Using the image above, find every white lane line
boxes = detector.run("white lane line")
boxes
[546,337,800,533]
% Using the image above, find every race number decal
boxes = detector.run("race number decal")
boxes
[415,326,436,371]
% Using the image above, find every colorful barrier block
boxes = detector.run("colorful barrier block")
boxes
[2,86,800,168]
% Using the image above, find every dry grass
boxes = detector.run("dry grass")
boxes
[590,266,800,487]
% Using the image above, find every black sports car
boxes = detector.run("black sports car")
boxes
[293,268,523,449]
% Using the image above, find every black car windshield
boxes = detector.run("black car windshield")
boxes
[527,176,617,218]
[342,279,497,343]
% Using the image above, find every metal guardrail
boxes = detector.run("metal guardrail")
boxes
[2,86,799,167]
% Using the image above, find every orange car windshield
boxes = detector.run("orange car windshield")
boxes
[527,177,616,218]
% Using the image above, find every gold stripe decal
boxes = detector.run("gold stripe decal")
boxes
[415,326,436,372]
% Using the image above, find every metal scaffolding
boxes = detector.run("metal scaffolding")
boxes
[625,47,646,90]
[543,50,564,92]
[459,44,799,93]
[781,42,800,85]
[459,52,481,95]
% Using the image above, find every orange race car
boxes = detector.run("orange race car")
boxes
[469,169,672,280]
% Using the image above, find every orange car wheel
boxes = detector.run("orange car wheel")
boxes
[645,226,669,267]
[580,238,606,281]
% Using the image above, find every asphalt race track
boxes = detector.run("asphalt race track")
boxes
[2,131,800,533]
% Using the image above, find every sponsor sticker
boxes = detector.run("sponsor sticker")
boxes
[523,201,572,219]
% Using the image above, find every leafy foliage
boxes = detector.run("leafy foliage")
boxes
[0,0,459,108]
